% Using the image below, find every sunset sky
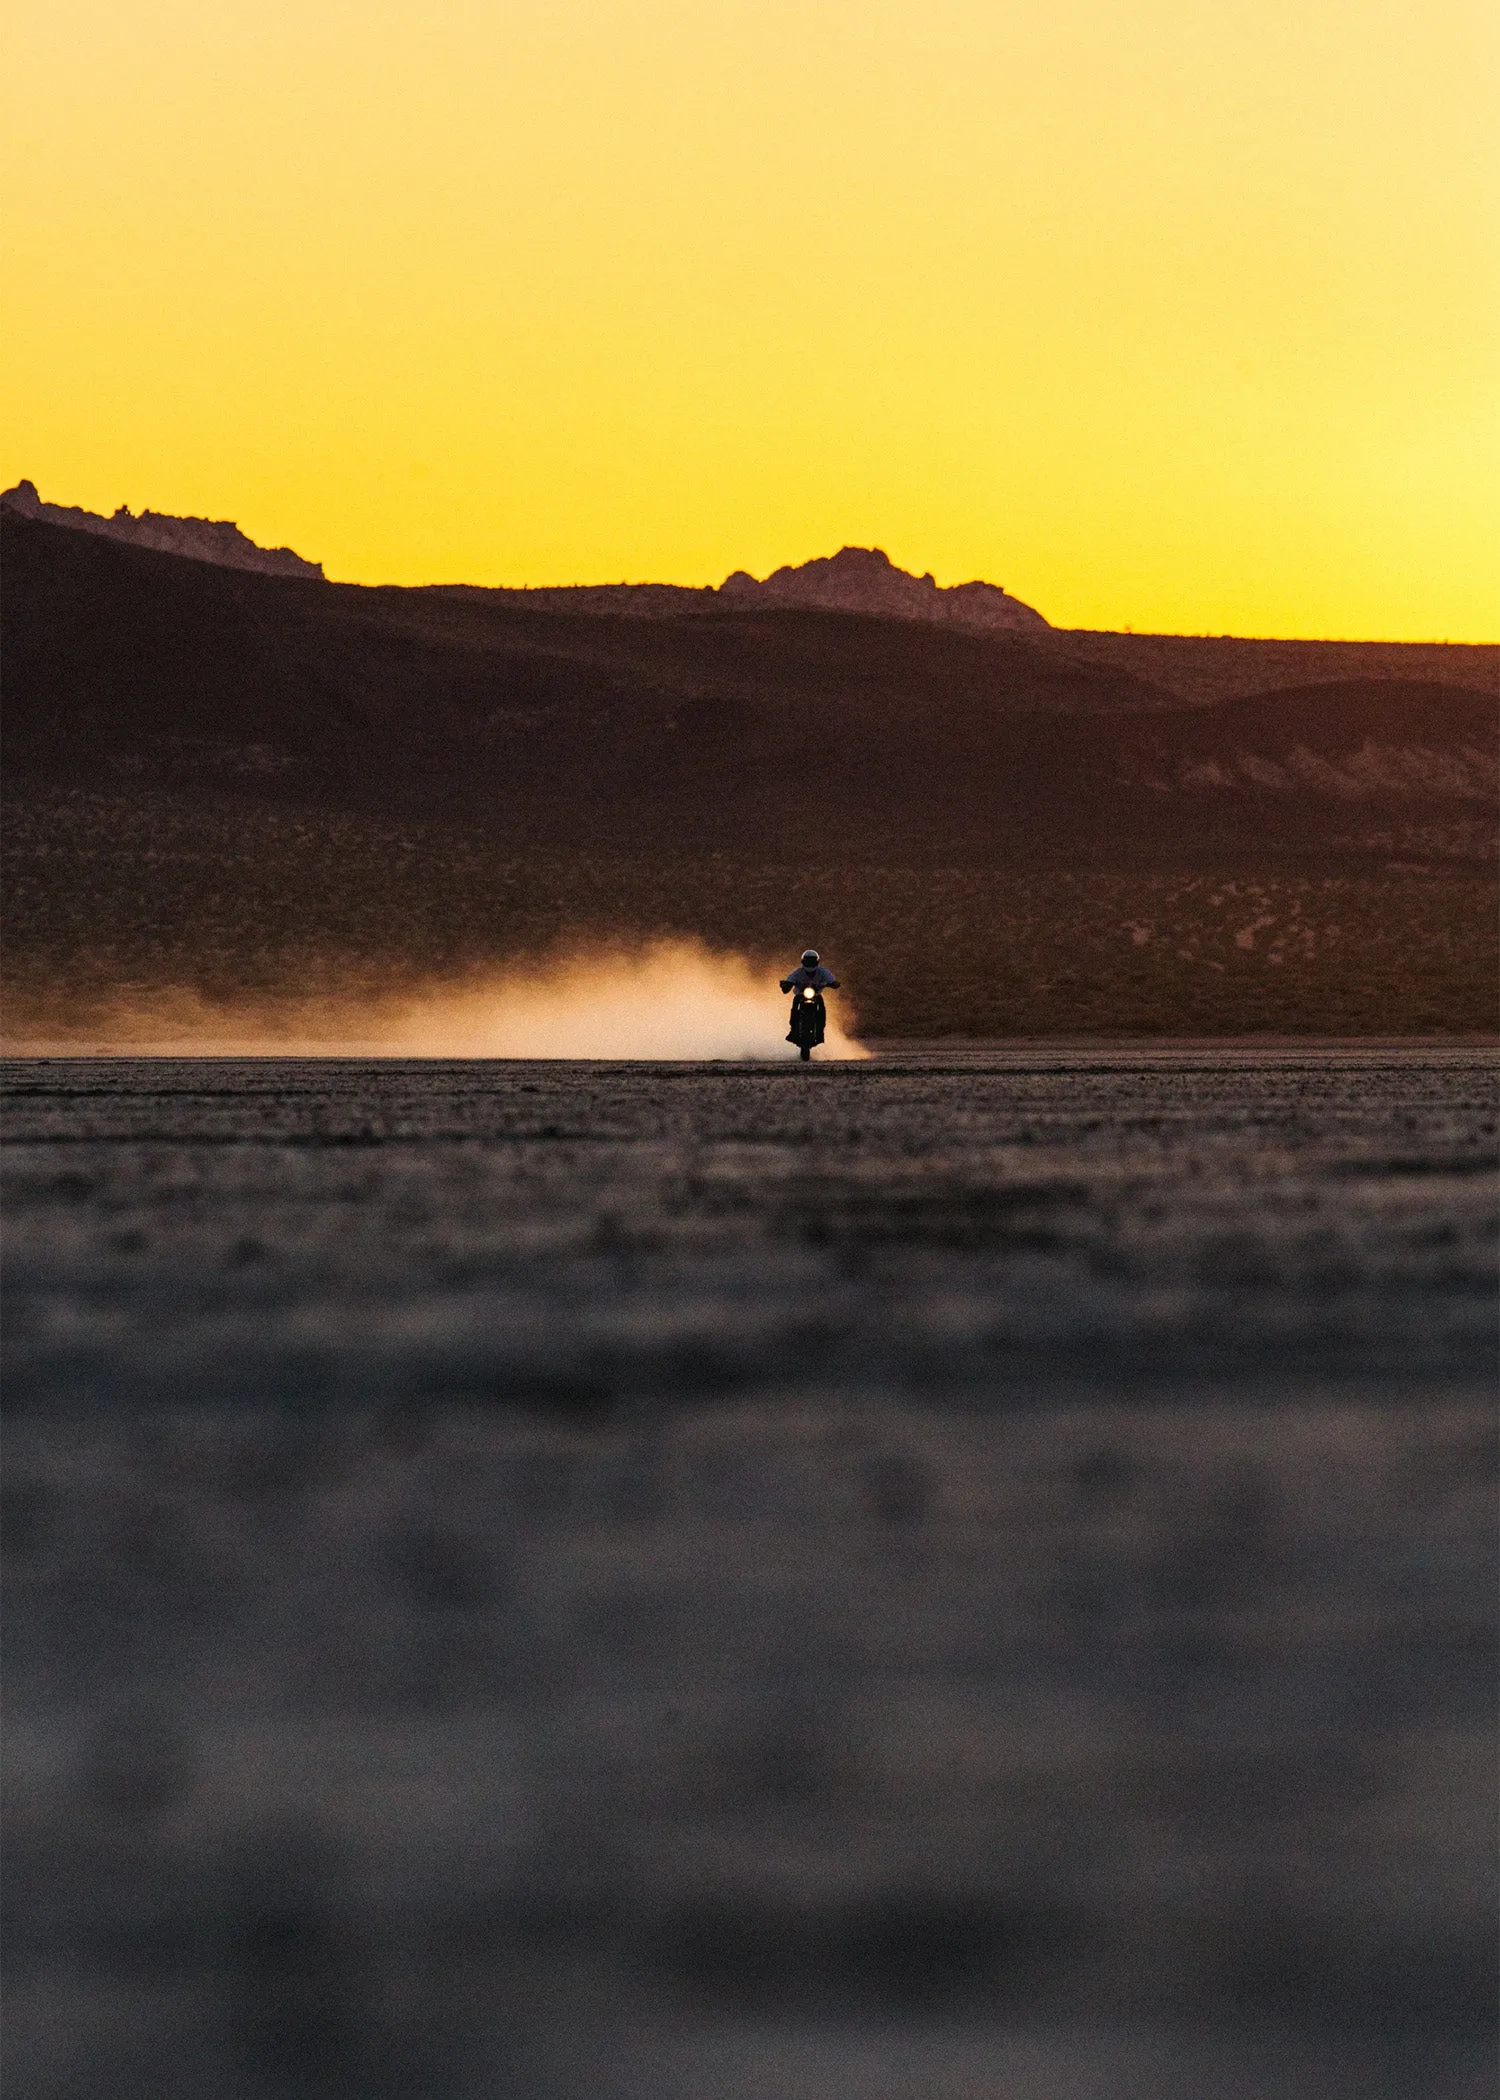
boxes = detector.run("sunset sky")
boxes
[3,0,1496,638]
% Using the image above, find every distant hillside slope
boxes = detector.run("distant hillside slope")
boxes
[3,512,1495,1036]
[5,513,1493,861]
[717,544,1049,632]
[1051,628,1498,704]
[0,479,324,580]
[0,488,1047,629]
[439,543,1049,634]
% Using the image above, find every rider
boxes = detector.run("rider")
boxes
[780,949,840,995]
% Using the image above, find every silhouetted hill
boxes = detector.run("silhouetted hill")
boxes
[440,542,1049,633]
[716,544,1049,631]
[3,512,1495,1035]
[6,512,1493,856]
[0,479,324,580]
[1047,628,1496,704]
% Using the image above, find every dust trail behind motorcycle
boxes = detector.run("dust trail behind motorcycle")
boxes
[0,939,870,1061]
[2,1047,1495,2100]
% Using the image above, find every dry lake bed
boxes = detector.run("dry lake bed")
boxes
[2,1047,1496,2099]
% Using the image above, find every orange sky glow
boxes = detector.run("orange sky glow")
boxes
[2,0,1496,638]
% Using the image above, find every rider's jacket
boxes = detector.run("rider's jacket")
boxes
[780,964,839,992]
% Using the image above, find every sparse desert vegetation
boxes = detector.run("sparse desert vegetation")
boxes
[3,790,1494,1041]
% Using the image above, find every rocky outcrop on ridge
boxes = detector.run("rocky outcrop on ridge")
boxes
[0,487,1039,629]
[0,479,323,580]
[718,544,1050,631]
[438,545,1050,632]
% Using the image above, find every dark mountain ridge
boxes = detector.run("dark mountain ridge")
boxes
[0,477,324,580]
[438,541,1050,634]
[3,512,1495,1035]
[5,512,1493,859]
[1,482,1048,631]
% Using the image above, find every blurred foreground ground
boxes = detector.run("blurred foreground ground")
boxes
[2,1048,1496,2099]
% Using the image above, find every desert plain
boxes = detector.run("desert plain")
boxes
[2,501,1497,2098]
[3,1046,1495,2100]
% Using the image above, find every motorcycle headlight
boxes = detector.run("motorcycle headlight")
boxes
[802,986,814,998]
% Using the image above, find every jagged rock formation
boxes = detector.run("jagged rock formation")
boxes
[0,479,323,580]
[0,486,1043,628]
[442,544,1051,632]
[718,544,1049,631]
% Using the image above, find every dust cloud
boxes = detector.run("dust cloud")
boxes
[2,941,869,1060]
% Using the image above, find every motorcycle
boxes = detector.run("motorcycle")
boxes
[787,983,826,1061]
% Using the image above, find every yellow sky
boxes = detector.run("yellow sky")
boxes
[3,0,1496,637]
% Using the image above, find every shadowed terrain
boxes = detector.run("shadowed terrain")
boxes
[3,1048,1496,2098]
[3,512,1495,1037]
